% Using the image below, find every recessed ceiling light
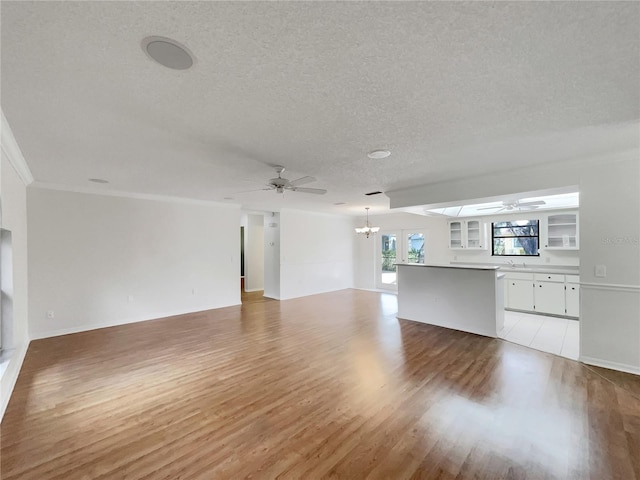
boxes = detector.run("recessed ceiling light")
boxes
[367,149,391,159]
[141,36,194,70]
[223,197,234,200]
[333,202,346,205]
[88,178,109,184]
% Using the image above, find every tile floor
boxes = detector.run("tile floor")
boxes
[498,310,579,360]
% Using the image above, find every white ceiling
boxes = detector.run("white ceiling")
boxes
[1,2,638,215]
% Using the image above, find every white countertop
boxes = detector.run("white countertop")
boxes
[500,267,579,275]
[448,262,579,275]
[396,263,500,271]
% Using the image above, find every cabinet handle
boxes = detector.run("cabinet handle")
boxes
[572,287,575,290]
[547,276,551,279]
[539,285,542,287]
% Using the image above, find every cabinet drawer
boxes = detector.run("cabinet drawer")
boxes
[534,273,564,283]
[504,272,534,281]
[565,275,580,284]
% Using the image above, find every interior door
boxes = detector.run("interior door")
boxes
[377,229,427,290]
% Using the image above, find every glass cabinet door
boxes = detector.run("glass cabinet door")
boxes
[449,221,463,249]
[466,220,481,248]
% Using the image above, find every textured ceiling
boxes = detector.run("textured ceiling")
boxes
[1,1,638,215]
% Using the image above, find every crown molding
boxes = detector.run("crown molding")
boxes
[1,110,34,185]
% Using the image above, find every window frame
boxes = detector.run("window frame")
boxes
[491,219,540,257]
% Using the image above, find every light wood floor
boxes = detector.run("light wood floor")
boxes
[2,289,639,479]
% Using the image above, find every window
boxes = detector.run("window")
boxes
[492,220,539,256]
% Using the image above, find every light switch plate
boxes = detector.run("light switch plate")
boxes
[595,265,607,278]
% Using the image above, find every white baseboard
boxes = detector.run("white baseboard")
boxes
[29,302,241,340]
[580,355,640,376]
[243,288,263,293]
[0,341,30,421]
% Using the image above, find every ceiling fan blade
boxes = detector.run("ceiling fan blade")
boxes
[289,176,316,187]
[289,187,327,195]
[477,205,503,210]
[518,200,546,207]
[232,187,274,194]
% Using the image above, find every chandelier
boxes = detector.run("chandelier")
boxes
[355,207,380,238]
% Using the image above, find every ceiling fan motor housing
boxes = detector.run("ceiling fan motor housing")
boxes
[270,177,289,187]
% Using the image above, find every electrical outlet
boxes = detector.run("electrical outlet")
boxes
[127,295,134,303]
[191,288,196,295]
[595,265,607,278]
[46,310,54,319]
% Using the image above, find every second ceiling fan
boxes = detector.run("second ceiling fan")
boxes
[478,200,545,213]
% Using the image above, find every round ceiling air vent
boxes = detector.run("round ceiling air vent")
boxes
[141,36,194,70]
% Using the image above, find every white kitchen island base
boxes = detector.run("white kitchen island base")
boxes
[397,264,504,338]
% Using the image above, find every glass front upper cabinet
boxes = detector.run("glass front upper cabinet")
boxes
[545,213,578,249]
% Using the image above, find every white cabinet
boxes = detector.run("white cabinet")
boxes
[448,220,487,250]
[545,213,579,250]
[507,279,534,311]
[465,220,486,249]
[504,271,580,318]
[565,282,580,317]
[449,221,463,249]
[534,281,565,315]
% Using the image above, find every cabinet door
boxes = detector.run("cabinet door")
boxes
[565,284,579,317]
[507,280,534,311]
[534,281,565,315]
[466,220,484,249]
[449,221,463,249]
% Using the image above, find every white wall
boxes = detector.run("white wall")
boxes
[352,212,449,290]
[447,209,580,267]
[0,155,30,419]
[279,209,354,300]
[244,214,264,292]
[579,156,640,373]
[28,188,241,338]
[387,151,640,374]
[263,212,280,299]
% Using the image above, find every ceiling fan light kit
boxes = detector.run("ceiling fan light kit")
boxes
[355,207,380,238]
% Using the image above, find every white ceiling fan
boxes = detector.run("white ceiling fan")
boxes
[235,166,327,195]
[478,200,546,213]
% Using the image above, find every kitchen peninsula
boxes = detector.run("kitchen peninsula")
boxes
[396,264,504,338]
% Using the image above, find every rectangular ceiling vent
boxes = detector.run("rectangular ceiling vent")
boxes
[365,191,383,196]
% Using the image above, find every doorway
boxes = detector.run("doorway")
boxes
[377,229,426,290]
[240,226,245,292]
